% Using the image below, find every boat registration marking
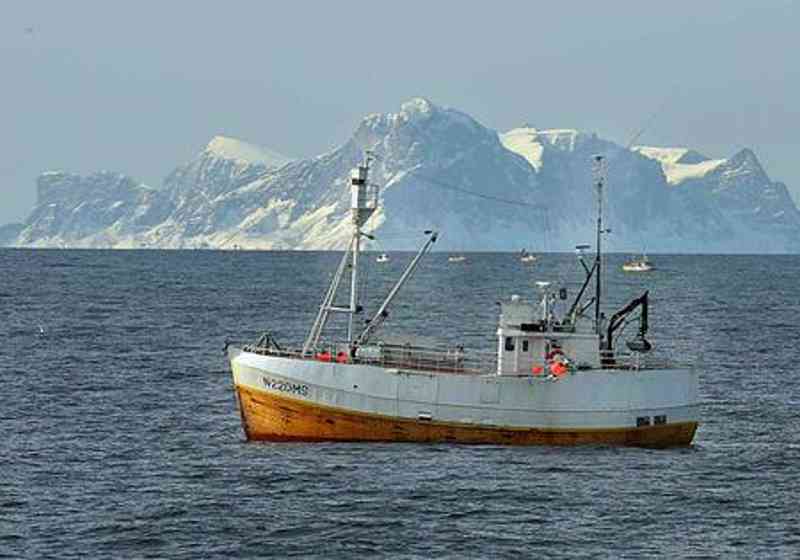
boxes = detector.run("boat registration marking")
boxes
[261,375,309,397]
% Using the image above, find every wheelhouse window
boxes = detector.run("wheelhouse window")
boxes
[504,337,515,351]
[522,340,529,352]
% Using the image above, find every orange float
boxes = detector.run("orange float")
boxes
[316,352,332,362]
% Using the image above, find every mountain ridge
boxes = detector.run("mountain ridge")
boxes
[4,98,799,253]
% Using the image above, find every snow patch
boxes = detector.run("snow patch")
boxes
[536,129,581,151]
[499,128,544,170]
[633,146,692,165]
[634,146,726,185]
[501,127,585,170]
[205,136,292,168]
[400,97,434,119]
[664,159,726,185]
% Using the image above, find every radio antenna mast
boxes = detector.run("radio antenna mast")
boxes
[592,154,608,333]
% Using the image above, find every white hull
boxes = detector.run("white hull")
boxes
[230,347,699,435]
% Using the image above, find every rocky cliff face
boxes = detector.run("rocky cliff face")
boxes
[16,171,165,247]
[630,146,800,252]
[6,99,800,252]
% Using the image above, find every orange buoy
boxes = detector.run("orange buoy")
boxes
[336,351,349,364]
[532,365,544,376]
[550,362,568,376]
[316,352,332,362]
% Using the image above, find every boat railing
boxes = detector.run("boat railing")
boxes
[599,350,688,371]
[238,342,689,375]
[356,342,497,375]
[241,340,497,375]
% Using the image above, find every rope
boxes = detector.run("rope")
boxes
[360,233,375,315]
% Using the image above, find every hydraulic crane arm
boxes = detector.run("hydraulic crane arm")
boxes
[605,290,650,352]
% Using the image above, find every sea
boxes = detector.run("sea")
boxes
[1,249,798,559]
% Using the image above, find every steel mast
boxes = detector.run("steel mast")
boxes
[592,154,607,334]
[302,152,377,355]
[347,152,377,342]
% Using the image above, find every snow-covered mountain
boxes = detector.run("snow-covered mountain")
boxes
[629,145,800,251]
[203,136,292,168]
[5,99,800,252]
[499,127,800,252]
[16,170,165,247]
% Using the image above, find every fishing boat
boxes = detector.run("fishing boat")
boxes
[447,254,467,263]
[520,249,537,264]
[376,253,390,263]
[623,254,654,272]
[226,154,699,447]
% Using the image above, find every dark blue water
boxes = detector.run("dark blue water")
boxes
[2,249,798,559]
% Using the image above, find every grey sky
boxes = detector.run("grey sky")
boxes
[2,1,798,224]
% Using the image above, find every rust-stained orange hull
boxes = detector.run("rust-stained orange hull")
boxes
[235,385,697,448]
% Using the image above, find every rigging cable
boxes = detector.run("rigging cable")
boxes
[360,251,371,325]
[406,170,546,211]
[624,93,675,150]
[214,164,549,250]
[360,229,383,319]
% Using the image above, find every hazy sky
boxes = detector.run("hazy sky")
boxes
[2,1,798,224]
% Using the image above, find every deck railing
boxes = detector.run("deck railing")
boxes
[241,340,497,375]
[599,350,688,371]
[356,343,498,375]
[238,338,687,375]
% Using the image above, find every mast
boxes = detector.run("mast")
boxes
[563,157,609,332]
[302,152,377,355]
[592,154,607,334]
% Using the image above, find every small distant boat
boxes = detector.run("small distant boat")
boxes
[376,253,390,263]
[623,254,654,272]
[520,249,538,263]
[448,255,467,263]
